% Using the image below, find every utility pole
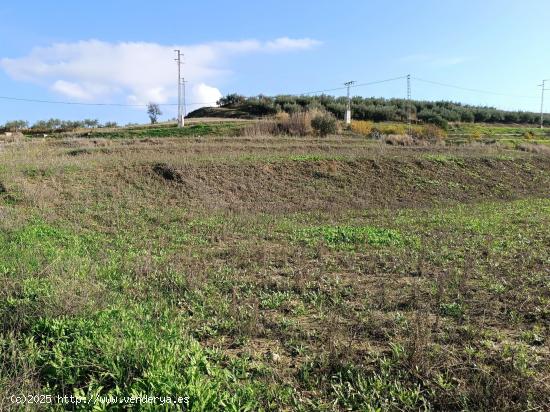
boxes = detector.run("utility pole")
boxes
[344,81,355,125]
[407,74,412,135]
[174,50,184,127]
[539,79,549,129]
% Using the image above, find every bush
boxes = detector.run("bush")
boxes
[411,124,447,141]
[286,111,313,136]
[241,110,313,137]
[311,112,338,136]
[522,130,535,140]
[351,120,374,136]
[469,129,483,140]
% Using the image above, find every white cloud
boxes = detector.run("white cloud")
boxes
[189,83,223,110]
[265,37,322,51]
[51,80,93,100]
[0,37,321,112]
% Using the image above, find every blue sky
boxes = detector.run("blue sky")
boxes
[1,0,549,124]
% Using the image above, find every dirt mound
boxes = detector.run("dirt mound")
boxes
[153,163,184,181]
[149,156,550,212]
[186,106,256,119]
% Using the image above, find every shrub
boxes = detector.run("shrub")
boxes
[242,109,339,137]
[351,120,374,136]
[470,130,483,140]
[411,124,447,142]
[311,112,338,136]
[522,130,535,140]
[241,110,313,137]
[286,111,313,136]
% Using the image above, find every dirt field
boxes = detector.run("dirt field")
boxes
[1,135,549,411]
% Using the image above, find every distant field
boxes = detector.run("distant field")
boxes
[1,129,549,410]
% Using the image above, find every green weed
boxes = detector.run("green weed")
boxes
[293,225,403,249]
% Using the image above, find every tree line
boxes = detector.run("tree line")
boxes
[217,94,550,129]
[1,118,119,133]
[1,103,163,133]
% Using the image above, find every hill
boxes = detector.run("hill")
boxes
[192,93,550,129]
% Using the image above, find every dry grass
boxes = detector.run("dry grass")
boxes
[383,134,415,146]
[241,109,340,137]
[517,142,550,154]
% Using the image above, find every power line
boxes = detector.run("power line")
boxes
[412,77,539,99]
[353,75,408,89]
[0,95,217,107]
[297,75,407,96]
[0,75,408,107]
[0,96,146,106]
